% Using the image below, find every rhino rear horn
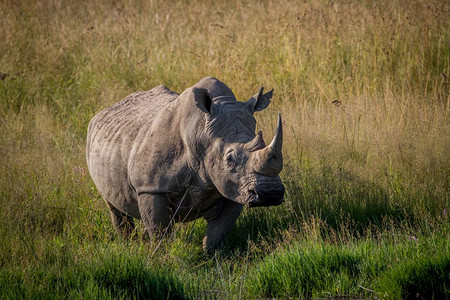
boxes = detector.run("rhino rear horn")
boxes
[245,131,266,151]
[245,87,273,113]
[254,114,283,177]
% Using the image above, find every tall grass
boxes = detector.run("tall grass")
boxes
[1,0,449,298]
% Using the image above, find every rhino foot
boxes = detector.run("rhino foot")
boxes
[105,199,135,239]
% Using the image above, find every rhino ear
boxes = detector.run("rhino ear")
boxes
[192,88,216,115]
[245,87,273,113]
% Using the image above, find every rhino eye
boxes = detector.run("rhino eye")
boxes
[225,151,236,169]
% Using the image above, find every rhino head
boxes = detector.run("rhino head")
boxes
[190,84,285,208]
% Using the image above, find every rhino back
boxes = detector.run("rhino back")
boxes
[86,85,178,217]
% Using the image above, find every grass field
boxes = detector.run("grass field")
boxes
[1,0,449,298]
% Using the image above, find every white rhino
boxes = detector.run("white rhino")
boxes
[86,77,285,251]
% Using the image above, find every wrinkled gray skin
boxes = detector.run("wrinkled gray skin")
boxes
[86,77,285,252]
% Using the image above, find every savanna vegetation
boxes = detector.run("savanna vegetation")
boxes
[0,0,449,298]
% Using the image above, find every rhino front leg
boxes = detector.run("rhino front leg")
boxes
[203,199,243,253]
[138,193,172,240]
[105,199,135,239]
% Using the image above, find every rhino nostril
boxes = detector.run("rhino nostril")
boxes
[248,189,262,207]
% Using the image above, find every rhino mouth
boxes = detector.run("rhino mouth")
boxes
[247,186,285,208]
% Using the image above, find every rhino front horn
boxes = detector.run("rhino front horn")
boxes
[255,113,283,177]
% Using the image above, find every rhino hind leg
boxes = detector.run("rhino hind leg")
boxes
[203,199,243,253]
[105,200,135,239]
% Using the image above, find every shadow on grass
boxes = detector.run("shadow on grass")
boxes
[0,248,188,300]
[224,165,416,253]
[243,236,450,298]
[377,253,450,299]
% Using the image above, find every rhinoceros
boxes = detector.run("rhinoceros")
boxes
[86,77,285,251]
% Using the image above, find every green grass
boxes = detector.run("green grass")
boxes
[0,243,186,299]
[1,0,449,298]
[247,231,450,298]
[378,252,450,299]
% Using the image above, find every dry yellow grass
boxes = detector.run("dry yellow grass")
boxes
[0,0,449,297]
[0,0,448,226]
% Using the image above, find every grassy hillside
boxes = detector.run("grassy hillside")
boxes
[0,0,449,298]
